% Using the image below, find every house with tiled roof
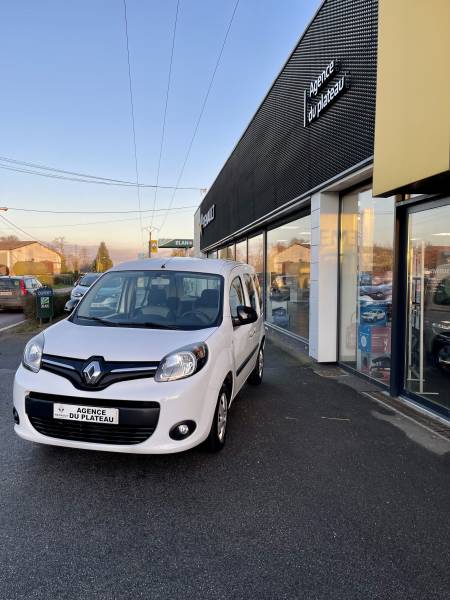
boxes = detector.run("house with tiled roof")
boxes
[0,240,62,275]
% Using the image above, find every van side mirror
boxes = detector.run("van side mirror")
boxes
[236,305,258,325]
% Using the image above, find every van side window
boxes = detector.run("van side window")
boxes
[243,273,257,313]
[229,276,245,318]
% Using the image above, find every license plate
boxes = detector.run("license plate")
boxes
[53,403,119,424]
[0,291,13,296]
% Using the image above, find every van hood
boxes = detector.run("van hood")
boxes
[42,319,215,362]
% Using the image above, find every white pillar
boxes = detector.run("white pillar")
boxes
[309,191,339,362]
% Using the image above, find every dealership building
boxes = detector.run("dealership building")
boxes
[195,0,450,419]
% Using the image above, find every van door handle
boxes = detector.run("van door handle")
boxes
[249,328,256,338]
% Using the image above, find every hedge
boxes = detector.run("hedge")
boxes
[23,292,71,321]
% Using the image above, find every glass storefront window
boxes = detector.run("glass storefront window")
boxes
[339,186,394,384]
[218,247,228,260]
[248,234,264,289]
[226,245,235,260]
[235,240,247,263]
[406,201,450,411]
[207,250,218,259]
[266,216,310,339]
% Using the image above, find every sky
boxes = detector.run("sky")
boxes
[0,0,321,262]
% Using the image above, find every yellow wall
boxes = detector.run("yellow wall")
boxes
[10,243,62,274]
[373,0,450,196]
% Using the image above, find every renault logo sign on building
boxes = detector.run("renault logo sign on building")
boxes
[200,204,215,230]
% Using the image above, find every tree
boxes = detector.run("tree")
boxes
[0,234,19,242]
[79,246,90,272]
[170,248,186,257]
[92,242,113,272]
[51,236,68,272]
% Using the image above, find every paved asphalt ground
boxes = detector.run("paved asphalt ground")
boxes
[0,310,26,331]
[0,330,449,600]
[0,288,71,331]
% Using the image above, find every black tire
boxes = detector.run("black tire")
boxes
[204,384,229,452]
[248,343,264,386]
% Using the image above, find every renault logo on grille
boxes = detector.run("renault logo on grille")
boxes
[82,360,102,385]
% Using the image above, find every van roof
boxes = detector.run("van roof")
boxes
[109,257,249,277]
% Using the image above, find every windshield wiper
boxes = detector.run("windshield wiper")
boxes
[124,321,178,329]
[79,316,119,326]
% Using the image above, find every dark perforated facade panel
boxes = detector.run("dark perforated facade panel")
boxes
[200,0,377,250]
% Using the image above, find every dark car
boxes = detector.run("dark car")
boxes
[70,272,101,300]
[0,276,42,310]
[369,355,391,381]
[424,275,450,372]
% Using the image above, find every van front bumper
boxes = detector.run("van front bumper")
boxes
[13,364,219,454]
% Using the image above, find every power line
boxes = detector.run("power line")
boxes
[18,208,196,229]
[123,0,144,249]
[151,0,180,228]
[3,204,198,215]
[0,155,203,190]
[159,0,240,234]
[0,214,49,246]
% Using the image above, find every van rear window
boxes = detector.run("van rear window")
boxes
[0,279,19,289]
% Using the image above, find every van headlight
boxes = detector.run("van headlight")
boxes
[22,333,44,373]
[155,342,208,382]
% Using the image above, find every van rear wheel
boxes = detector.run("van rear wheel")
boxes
[248,345,264,385]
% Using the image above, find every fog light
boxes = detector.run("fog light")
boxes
[13,407,20,425]
[169,420,196,441]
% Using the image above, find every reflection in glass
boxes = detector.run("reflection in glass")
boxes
[235,240,247,263]
[218,247,228,260]
[248,233,264,288]
[207,250,218,259]
[266,216,310,339]
[339,187,394,384]
[226,245,235,260]
[406,202,450,411]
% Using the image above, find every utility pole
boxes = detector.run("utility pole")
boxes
[143,226,160,258]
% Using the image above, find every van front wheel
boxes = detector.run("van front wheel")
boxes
[204,385,229,452]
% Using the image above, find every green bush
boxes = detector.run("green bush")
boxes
[53,293,71,317]
[54,274,75,286]
[23,295,36,319]
[38,274,54,286]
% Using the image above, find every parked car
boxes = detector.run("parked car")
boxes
[13,258,265,454]
[359,285,391,301]
[361,308,386,323]
[369,355,391,381]
[64,297,80,313]
[70,272,101,300]
[0,276,42,310]
[424,275,450,372]
[271,306,290,328]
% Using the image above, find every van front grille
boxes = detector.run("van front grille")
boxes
[25,393,160,445]
[28,415,155,445]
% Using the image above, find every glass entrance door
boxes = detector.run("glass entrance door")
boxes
[405,201,450,411]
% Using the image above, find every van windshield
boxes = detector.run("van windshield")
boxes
[74,270,223,330]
